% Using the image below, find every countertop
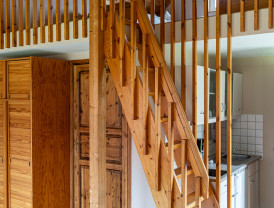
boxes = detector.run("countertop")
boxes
[208,154,262,181]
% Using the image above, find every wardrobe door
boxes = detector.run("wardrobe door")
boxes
[8,101,32,208]
[0,101,7,207]
[7,60,31,99]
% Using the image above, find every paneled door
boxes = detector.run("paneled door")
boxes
[8,101,32,208]
[73,63,131,208]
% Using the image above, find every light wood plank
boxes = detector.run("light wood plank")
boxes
[160,0,165,55]
[56,0,61,41]
[11,0,17,47]
[40,0,45,43]
[73,0,78,38]
[181,139,187,207]
[5,0,10,48]
[100,0,105,30]
[181,0,186,108]
[195,177,201,207]
[109,0,114,57]
[82,0,87,37]
[119,0,125,86]
[168,102,174,208]
[254,0,259,30]
[0,0,3,49]
[170,0,175,81]
[33,0,38,44]
[18,0,23,46]
[240,0,245,32]
[48,0,53,42]
[269,0,273,28]
[64,0,69,40]
[25,0,31,45]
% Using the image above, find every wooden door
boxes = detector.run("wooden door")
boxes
[73,64,131,208]
[8,101,32,208]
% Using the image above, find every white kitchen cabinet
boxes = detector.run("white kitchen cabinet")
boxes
[246,161,260,208]
[233,73,243,118]
[235,169,246,208]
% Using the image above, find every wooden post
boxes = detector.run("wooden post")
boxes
[48,0,53,42]
[56,0,61,41]
[192,0,197,140]
[181,0,186,108]
[195,177,201,208]
[18,0,23,46]
[0,0,3,49]
[5,0,10,48]
[89,0,106,206]
[227,0,232,206]
[181,139,187,207]
[216,0,221,203]
[240,0,245,32]
[254,0,259,30]
[204,0,209,171]
[33,0,38,44]
[109,0,114,57]
[64,0,69,40]
[119,0,125,86]
[170,0,175,81]
[82,0,87,37]
[25,0,30,45]
[73,0,78,38]
[40,0,45,43]
[168,102,174,208]
[160,0,165,55]
[11,0,16,47]
[269,0,273,28]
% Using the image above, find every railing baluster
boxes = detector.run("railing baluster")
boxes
[33,0,38,44]
[254,0,259,30]
[131,0,137,120]
[26,0,31,45]
[181,139,187,207]
[100,0,106,30]
[40,0,45,43]
[195,177,201,207]
[0,0,3,49]
[56,0,61,41]
[12,0,17,47]
[181,0,186,108]
[155,67,161,191]
[170,0,175,81]
[160,0,165,55]
[119,0,125,86]
[269,0,273,28]
[109,0,114,58]
[168,102,174,208]
[142,33,148,155]
[73,0,78,38]
[150,0,155,28]
[64,0,69,40]
[5,0,10,48]
[82,0,87,37]
[240,0,245,32]
[48,0,53,42]
[19,0,23,46]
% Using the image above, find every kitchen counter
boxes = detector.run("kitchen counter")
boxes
[208,154,262,181]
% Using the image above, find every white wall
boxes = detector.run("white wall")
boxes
[232,56,274,208]
[131,138,156,208]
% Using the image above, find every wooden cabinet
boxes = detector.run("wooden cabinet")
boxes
[0,57,70,208]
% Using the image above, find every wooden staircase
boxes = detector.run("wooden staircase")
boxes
[104,0,219,207]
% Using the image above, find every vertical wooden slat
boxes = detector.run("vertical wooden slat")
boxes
[170,0,175,81]
[155,67,161,191]
[48,0,53,42]
[160,0,165,55]
[131,0,137,120]
[181,0,186,108]
[192,0,197,140]
[56,0,61,41]
[11,0,17,47]
[142,34,148,155]
[18,0,23,46]
[25,0,31,45]
[181,139,187,207]
[168,102,174,208]
[204,0,209,171]
[109,0,114,58]
[227,0,232,206]
[216,0,221,203]
[100,0,105,30]
[5,0,10,48]
[150,0,155,28]
[0,0,4,49]
[73,0,78,38]
[3,101,7,208]
[40,0,45,43]
[82,0,87,37]
[33,0,38,44]
[254,0,259,30]
[64,0,69,40]
[240,0,245,32]
[119,0,125,86]
[269,0,273,28]
[195,177,201,208]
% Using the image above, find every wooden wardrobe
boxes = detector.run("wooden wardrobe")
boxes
[0,57,70,208]
[73,62,131,208]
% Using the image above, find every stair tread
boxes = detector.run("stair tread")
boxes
[164,140,181,150]
[174,166,194,178]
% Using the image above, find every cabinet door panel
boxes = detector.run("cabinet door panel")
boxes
[0,62,5,99]
[0,102,6,208]
[233,73,243,117]
[7,60,31,99]
[106,170,122,208]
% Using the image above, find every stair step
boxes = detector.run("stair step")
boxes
[161,116,168,123]
[164,140,181,150]
[137,66,154,72]
[174,167,194,179]
[148,91,155,96]
[128,42,142,50]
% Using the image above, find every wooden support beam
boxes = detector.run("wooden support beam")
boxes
[18,0,23,46]
[195,177,201,208]
[40,0,45,43]
[25,0,31,45]
[11,0,16,47]
[170,0,175,81]
[192,0,197,140]
[33,0,38,44]
[0,0,3,49]
[119,0,125,86]
[181,139,187,207]
[100,0,105,30]
[64,0,69,40]
[204,0,209,171]
[168,102,174,208]
[227,0,232,205]
[5,0,10,48]
[142,33,148,155]
[109,0,115,57]
[150,0,155,28]
[56,0,61,41]
[131,0,137,120]
[254,0,259,30]
[216,0,221,203]
[240,0,245,32]
[160,0,165,55]
[82,0,87,37]
[181,0,186,108]
[3,101,7,208]
[155,67,161,191]
[48,0,53,42]
[89,0,106,206]
[269,0,273,28]
[73,0,78,38]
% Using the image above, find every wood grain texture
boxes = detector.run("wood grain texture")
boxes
[0,62,6,99]
[40,0,45,43]
[119,0,125,86]
[33,0,38,44]
[73,0,78,38]
[31,57,70,208]
[11,0,16,47]
[25,0,31,45]
[56,0,61,41]
[5,0,10,48]
[240,0,245,32]
[48,0,53,42]
[181,0,186,108]
[64,0,69,40]
[18,0,23,46]
[82,0,87,37]
[0,0,4,49]
[160,0,165,55]
[254,0,259,30]
[269,0,273,28]
[170,0,175,81]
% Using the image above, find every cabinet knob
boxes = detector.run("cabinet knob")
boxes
[236,108,241,111]
[250,179,255,184]
[200,112,204,115]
